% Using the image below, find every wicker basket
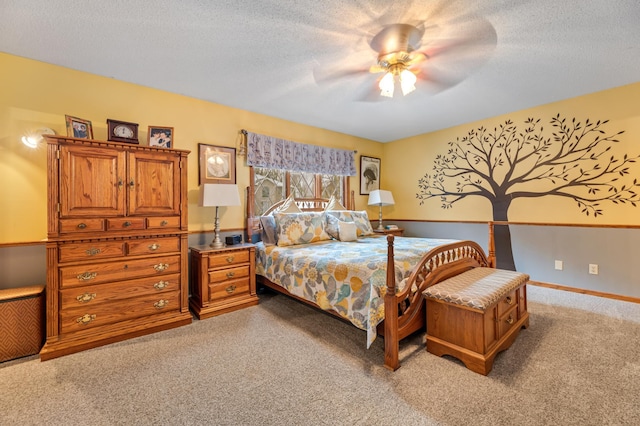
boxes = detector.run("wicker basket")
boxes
[0,285,45,363]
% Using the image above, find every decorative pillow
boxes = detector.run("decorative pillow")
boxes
[338,221,357,242]
[326,210,374,237]
[275,194,302,214]
[325,214,341,240]
[260,215,277,246]
[324,195,347,211]
[274,211,331,246]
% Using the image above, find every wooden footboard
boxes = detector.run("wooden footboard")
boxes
[381,236,490,371]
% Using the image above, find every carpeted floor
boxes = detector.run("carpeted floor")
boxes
[1,285,639,425]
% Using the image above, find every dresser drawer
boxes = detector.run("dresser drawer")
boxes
[147,216,180,229]
[497,289,518,317]
[127,236,180,256]
[208,250,249,269]
[209,278,251,302]
[59,255,181,288]
[59,241,125,263]
[208,265,250,284]
[106,217,146,231]
[59,218,105,234]
[60,273,180,309]
[60,290,180,334]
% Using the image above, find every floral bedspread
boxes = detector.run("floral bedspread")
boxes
[255,235,458,347]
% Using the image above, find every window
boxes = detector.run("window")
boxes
[252,167,346,216]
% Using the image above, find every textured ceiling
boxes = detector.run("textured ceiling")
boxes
[1,0,639,142]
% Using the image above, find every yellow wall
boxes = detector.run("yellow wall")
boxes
[384,82,640,225]
[0,53,382,244]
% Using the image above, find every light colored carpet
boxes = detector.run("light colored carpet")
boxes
[1,285,639,425]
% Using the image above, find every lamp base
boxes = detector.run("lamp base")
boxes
[210,206,225,249]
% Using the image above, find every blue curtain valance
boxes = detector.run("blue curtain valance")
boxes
[245,131,356,176]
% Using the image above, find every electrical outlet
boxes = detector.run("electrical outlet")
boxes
[554,260,563,270]
[589,264,599,275]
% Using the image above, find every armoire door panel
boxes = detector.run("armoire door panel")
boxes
[128,151,180,216]
[59,145,126,217]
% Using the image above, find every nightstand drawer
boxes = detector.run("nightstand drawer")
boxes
[208,250,250,269]
[209,278,250,301]
[208,265,250,284]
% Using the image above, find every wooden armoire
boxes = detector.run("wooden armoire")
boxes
[40,135,192,360]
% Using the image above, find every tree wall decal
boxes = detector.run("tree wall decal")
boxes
[416,114,639,270]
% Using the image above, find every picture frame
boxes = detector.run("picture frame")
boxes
[148,126,173,148]
[199,144,236,185]
[360,155,381,195]
[65,115,94,139]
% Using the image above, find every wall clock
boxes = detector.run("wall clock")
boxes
[107,119,139,144]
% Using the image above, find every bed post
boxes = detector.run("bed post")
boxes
[384,234,400,371]
[488,221,496,268]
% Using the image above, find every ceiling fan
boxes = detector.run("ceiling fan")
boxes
[368,23,428,97]
[313,17,497,100]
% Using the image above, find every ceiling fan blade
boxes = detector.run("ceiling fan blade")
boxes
[313,66,370,85]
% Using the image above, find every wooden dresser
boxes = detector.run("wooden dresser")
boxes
[40,136,192,360]
[189,244,258,319]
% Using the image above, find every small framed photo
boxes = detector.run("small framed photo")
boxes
[65,115,94,139]
[360,155,380,195]
[199,144,236,185]
[148,126,173,148]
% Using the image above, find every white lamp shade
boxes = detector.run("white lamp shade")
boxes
[200,184,241,207]
[368,189,394,206]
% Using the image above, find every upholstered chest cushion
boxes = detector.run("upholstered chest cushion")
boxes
[423,267,529,311]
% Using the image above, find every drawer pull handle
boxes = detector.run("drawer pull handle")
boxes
[226,256,235,263]
[129,180,135,188]
[76,292,96,303]
[154,280,169,290]
[117,178,124,187]
[123,221,132,227]
[225,285,236,294]
[505,315,514,325]
[77,271,97,281]
[154,263,169,272]
[505,296,513,305]
[154,299,169,309]
[226,272,235,279]
[85,248,101,256]
[149,243,160,251]
[76,314,96,325]
[160,220,168,226]
[77,223,87,229]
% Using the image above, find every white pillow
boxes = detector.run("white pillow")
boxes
[338,221,357,242]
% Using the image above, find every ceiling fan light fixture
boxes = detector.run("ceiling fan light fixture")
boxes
[379,72,395,97]
[399,69,417,96]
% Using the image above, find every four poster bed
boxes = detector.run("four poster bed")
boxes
[246,190,496,371]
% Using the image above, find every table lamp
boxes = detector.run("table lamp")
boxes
[367,189,395,231]
[200,184,241,248]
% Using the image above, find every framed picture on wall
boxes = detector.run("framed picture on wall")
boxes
[199,144,236,185]
[360,155,380,195]
[148,126,173,148]
[65,115,94,139]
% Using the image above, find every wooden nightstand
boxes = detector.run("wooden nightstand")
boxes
[373,227,404,237]
[189,244,258,319]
